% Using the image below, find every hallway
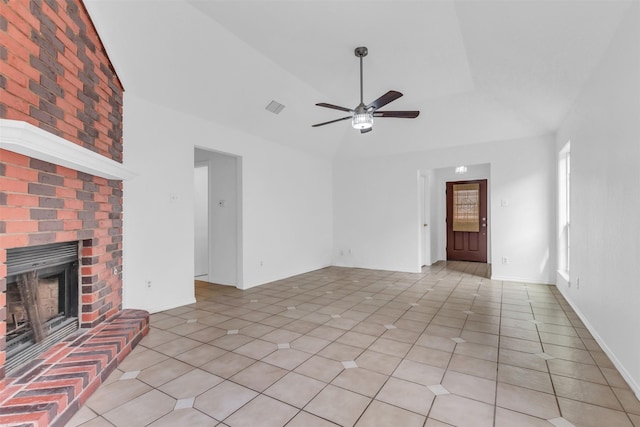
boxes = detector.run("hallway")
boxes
[68,262,639,426]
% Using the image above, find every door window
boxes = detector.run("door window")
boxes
[452,183,480,232]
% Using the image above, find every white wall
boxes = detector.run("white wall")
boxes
[123,94,333,312]
[556,4,640,396]
[333,135,556,284]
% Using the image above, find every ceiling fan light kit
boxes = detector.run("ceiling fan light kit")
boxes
[352,110,373,130]
[312,46,419,133]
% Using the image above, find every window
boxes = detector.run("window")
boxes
[452,183,480,232]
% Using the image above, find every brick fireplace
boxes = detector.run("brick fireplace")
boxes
[0,1,148,425]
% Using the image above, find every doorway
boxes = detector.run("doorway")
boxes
[194,148,241,286]
[446,179,488,262]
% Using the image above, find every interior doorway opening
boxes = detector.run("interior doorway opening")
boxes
[194,148,242,287]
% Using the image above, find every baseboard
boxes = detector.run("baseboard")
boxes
[490,274,554,285]
[144,297,197,314]
[556,284,640,400]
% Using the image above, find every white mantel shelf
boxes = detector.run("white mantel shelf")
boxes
[0,119,136,181]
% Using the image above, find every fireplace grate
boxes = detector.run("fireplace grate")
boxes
[6,317,79,373]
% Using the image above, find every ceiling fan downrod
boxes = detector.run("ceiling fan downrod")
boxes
[354,46,368,106]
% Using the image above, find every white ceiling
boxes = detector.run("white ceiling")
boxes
[84,0,632,158]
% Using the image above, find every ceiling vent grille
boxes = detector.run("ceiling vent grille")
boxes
[265,100,285,115]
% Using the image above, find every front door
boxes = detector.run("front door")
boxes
[446,179,487,262]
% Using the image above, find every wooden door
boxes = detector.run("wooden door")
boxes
[446,179,487,262]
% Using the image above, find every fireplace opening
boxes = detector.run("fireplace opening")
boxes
[5,242,79,373]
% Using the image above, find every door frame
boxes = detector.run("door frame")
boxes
[194,147,243,288]
[419,173,431,267]
[194,161,210,281]
[446,179,488,262]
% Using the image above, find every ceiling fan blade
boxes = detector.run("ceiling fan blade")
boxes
[312,116,352,127]
[373,110,420,118]
[366,90,403,110]
[360,128,372,134]
[315,103,353,113]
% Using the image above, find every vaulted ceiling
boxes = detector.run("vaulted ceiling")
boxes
[84,0,632,158]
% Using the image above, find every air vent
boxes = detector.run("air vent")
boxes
[265,100,285,115]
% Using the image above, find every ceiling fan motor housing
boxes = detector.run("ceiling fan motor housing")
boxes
[354,46,368,58]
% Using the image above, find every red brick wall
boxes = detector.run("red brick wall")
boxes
[0,0,124,384]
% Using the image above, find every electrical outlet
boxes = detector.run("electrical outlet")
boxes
[146,280,152,288]
[501,256,509,264]
[259,260,263,267]
[576,277,580,289]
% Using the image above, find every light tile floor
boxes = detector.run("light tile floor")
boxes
[67,261,640,427]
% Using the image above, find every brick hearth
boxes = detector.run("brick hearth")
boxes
[0,309,148,427]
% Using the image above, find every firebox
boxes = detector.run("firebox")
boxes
[5,241,79,373]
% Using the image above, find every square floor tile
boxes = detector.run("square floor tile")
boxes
[376,377,435,415]
[448,353,498,380]
[159,368,223,399]
[291,335,332,354]
[233,339,276,359]
[264,372,326,408]
[393,359,445,386]
[261,348,311,370]
[496,382,559,420]
[558,397,633,427]
[194,381,258,420]
[286,411,341,427]
[174,344,227,366]
[430,394,494,427]
[103,389,175,427]
[442,370,496,404]
[368,337,412,358]
[331,367,387,397]
[551,374,622,410]
[305,384,371,426]
[294,355,345,383]
[406,346,452,368]
[355,400,426,427]
[137,359,193,388]
[230,361,288,392]
[146,408,218,427]
[223,395,298,427]
[200,352,256,378]
[498,363,554,394]
[494,407,554,427]
[117,348,169,372]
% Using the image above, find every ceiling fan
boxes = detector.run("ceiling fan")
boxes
[312,46,420,134]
